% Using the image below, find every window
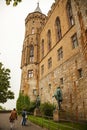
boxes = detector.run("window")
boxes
[29,45,34,62]
[41,65,44,75]
[55,17,62,42]
[28,70,33,78]
[31,27,34,34]
[21,90,24,94]
[85,29,87,41]
[32,21,35,24]
[66,0,74,27]
[41,39,44,58]
[60,77,63,85]
[47,29,51,51]
[57,47,63,60]
[71,33,78,49]
[33,89,37,95]
[78,68,83,78]
[85,10,87,16]
[48,57,52,69]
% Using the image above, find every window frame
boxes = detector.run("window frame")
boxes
[31,27,35,34]
[47,29,52,51]
[66,0,74,27]
[28,70,33,78]
[78,68,83,79]
[29,45,34,62]
[41,39,44,58]
[41,64,44,75]
[48,57,52,69]
[57,47,63,60]
[71,33,78,49]
[55,17,62,42]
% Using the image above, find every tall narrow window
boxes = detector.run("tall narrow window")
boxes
[57,47,63,60]
[71,33,78,49]
[41,65,44,75]
[47,29,51,51]
[31,27,34,34]
[41,39,44,58]
[55,17,62,42]
[85,29,87,41]
[66,0,74,27]
[28,70,33,78]
[78,68,83,79]
[48,57,52,69]
[60,77,64,85]
[29,45,34,62]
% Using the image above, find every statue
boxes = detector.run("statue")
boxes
[53,86,63,110]
[36,95,40,108]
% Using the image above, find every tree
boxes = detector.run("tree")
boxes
[0,62,14,103]
[5,0,22,6]
[16,93,30,114]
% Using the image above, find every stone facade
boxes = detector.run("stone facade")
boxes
[20,0,87,121]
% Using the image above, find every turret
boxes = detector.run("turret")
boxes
[20,3,47,101]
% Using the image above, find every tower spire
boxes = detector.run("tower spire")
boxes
[34,1,42,13]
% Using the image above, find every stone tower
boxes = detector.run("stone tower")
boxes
[20,3,47,101]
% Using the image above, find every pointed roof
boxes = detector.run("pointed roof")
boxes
[34,2,42,13]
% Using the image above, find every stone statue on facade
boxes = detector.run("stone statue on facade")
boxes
[53,86,63,110]
[36,95,40,108]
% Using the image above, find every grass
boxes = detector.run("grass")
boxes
[28,115,87,130]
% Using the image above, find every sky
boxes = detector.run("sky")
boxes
[0,0,54,109]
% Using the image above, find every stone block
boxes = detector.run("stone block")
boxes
[34,108,41,116]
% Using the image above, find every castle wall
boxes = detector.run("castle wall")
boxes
[20,0,87,120]
[39,0,87,120]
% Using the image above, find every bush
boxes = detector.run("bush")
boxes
[40,102,55,117]
[28,101,36,113]
[16,93,30,114]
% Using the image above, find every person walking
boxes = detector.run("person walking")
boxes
[9,108,17,130]
[21,109,27,126]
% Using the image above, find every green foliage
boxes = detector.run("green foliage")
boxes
[0,62,14,103]
[16,93,30,114]
[28,101,36,113]
[40,102,55,116]
[0,105,3,110]
[29,115,87,130]
[5,0,22,6]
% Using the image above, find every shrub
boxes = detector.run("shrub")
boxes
[16,93,30,114]
[40,102,55,117]
[28,101,36,113]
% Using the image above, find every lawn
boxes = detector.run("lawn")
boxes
[28,115,87,130]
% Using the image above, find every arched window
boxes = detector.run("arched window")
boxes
[66,0,74,27]
[29,45,34,62]
[55,17,62,42]
[41,39,44,58]
[47,29,51,51]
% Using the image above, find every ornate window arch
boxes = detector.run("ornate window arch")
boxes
[47,29,51,51]
[55,17,62,42]
[66,0,74,27]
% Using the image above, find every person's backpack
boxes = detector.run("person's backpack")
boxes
[22,111,25,117]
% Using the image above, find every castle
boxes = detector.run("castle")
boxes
[20,0,87,121]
